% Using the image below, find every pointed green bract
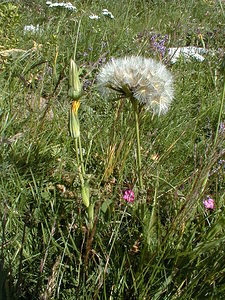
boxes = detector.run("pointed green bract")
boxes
[69,58,83,100]
[81,181,90,208]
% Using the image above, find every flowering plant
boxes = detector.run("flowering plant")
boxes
[123,189,135,204]
[203,196,214,210]
[98,56,173,115]
[98,56,174,188]
[68,59,91,215]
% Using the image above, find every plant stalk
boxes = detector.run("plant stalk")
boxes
[78,135,85,177]
[75,138,84,185]
[132,98,143,189]
[214,74,225,146]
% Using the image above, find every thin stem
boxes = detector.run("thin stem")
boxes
[132,98,143,189]
[148,169,159,239]
[73,19,82,61]
[75,138,84,185]
[78,135,85,176]
[214,75,225,146]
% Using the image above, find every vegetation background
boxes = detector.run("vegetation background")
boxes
[0,0,224,299]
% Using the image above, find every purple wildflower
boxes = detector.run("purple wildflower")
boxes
[203,196,214,210]
[219,121,225,134]
[123,189,135,203]
[150,34,168,59]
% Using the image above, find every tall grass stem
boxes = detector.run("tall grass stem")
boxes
[214,75,225,145]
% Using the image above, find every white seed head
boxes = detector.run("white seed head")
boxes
[97,56,174,115]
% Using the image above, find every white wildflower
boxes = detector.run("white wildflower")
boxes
[97,56,174,115]
[24,24,42,34]
[102,9,114,19]
[46,1,76,11]
[89,14,100,20]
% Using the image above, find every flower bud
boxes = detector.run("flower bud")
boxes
[69,59,82,100]
[81,181,90,208]
[69,101,80,138]
[88,203,94,224]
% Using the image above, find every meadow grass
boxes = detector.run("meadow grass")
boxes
[0,0,224,299]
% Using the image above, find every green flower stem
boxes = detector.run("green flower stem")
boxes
[214,75,225,146]
[78,135,85,177]
[131,98,143,189]
[75,138,84,185]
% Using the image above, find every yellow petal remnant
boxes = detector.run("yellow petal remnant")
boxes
[69,101,80,138]
[72,100,80,115]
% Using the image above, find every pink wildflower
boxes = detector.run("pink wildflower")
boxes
[203,196,214,210]
[123,189,135,203]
